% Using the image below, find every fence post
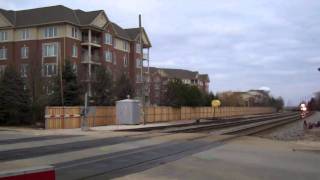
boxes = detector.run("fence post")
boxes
[45,107,48,129]
[81,93,89,131]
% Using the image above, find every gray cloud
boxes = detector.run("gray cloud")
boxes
[1,0,319,105]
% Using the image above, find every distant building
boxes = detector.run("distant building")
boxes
[149,67,210,105]
[241,90,270,106]
[217,90,270,106]
[0,5,151,101]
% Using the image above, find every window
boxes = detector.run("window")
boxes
[123,41,129,51]
[42,64,57,77]
[72,45,78,58]
[162,80,168,85]
[0,65,6,76]
[20,64,28,78]
[123,55,128,66]
[21,46,29,59]
[154,83,160,90]
[155,91,160,97]
[0,47,7,60]
[136,74,142,82]
[21,29,29,40]
[136,43,141,53]
[71,27,78,38]
[113,39,116,48]
[72,63,77,73]
[136,58,142,68]
[43,43,57,57]
[155,76,161,83]
[0,31,7,42]
[44,27,57,38]
[45,84,54,95]
[113,52,117,65]
[105,50,112,62]
[105,33,112,45]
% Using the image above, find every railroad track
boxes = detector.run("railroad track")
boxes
[162,112,298,133]
[55,112,311,179]
[128,113,287,131]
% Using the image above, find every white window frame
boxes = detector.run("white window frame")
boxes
[42,63,57,77]
[21,29,29,40]
[123,55,128,66]
[44,27,58,38]
[0,31,7,42]
[21,46,29,59]
[72,45,78,58]
[0,65,6,76]
[20,64,28,78]
[105,50,112,62]
[71,27,78,39]
[136,43,141,54]
[43,43,58,57]
[105,33,112,45]
[0,47,7,60]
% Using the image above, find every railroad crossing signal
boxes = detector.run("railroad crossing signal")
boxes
[211,99,221,108]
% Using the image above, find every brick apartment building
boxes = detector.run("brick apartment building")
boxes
[149,67,210,105]
[0,5,151,102]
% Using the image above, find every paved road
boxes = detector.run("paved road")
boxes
[0,114,319,180]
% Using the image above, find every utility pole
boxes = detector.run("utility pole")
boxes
[58,42,65,128]
[139,14,146,125]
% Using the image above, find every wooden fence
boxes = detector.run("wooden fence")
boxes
[45,106,116,129]
[45,106,275,129]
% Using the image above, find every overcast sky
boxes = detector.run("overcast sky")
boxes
[1,0,319,105]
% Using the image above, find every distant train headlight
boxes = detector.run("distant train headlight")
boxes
[300,103,307,111]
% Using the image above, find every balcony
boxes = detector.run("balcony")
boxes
[81,36,101,47]
[81,55,101,65]
[143,53,149,60]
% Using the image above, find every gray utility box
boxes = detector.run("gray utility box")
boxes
[116,99,141,125]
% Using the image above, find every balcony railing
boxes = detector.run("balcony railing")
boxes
[82,36,101,45]
[81,55,101,64]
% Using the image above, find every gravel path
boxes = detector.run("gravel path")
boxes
[255,111,320,141]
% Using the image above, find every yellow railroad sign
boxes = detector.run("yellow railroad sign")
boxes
[211,99,221,108]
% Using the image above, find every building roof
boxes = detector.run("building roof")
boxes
[74,9,102,25]
[199,74,210,82]
[163,68,198,80]
[125,28,140,40]
[0,9,15,25]
[150,67,201,80]
[0,5,152,44]
[0,5,104,27]
[111,22,132,40]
